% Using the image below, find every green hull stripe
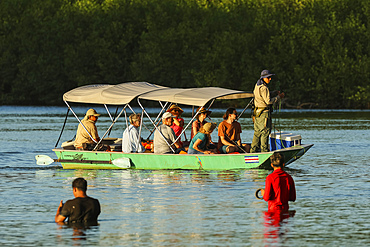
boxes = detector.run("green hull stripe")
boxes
[53,144,313,170]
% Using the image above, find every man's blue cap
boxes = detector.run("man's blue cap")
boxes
[260,69,275,78]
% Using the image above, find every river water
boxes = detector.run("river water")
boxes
[0,106,369,246]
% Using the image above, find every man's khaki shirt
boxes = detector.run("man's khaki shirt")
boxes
[74,119,99,148]
[253,82,280,109]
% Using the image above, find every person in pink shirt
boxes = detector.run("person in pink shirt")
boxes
[261,153,296,212]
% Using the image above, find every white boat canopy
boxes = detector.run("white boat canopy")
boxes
[63,82,167,105]
[137,87,254,149]
[138,87,253,107]
[60,82,168,150]
[60,82,254,152]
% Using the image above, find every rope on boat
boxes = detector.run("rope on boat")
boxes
[55,108,70,148]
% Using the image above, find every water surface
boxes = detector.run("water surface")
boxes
[0,106,369,246]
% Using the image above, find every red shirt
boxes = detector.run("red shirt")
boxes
[170,117,184,140]
[263,169,296,212]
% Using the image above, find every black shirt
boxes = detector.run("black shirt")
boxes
[60,197,100,223]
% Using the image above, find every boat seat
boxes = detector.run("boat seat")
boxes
[61,140,75,150]
[109,138,122,151]
[61,138,121,150]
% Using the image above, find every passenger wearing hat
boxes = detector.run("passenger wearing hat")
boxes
[74,108,101,150]
[167,104,185,141]
[251,70,285,153]
[153,112,183,154]
[188,122,217,154]
[191,107,212,139]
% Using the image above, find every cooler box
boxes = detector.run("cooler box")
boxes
[270,132,301,151]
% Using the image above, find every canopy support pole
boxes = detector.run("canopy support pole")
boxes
[146,101,169,140]
[93,105,127,151]
[107,106,119,137]
[237,98,254,121]
[104,104,114,122]
[64,101,98,144]
[173,105,205,144]
[207,99,215,110]
[138,98,175,153]
[125,104,151,132]
[136,108,144,152]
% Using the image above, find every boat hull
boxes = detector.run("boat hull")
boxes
[52,144,313,170]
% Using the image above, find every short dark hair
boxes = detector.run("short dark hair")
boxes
[270,153,285,167]
[72,177,87,192]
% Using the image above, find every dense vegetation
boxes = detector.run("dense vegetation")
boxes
[0,0,369,108]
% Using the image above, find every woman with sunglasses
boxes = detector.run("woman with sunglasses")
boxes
[191,107,212,139]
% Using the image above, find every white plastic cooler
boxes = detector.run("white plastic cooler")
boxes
[269,132,302,151]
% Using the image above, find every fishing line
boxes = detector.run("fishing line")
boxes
[272,96,286,150]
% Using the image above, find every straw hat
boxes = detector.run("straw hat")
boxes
[197,107,212,115]
[84,108,100,120]
[86,108,100,117]
[167,104,183,115]
[203,122,217,133]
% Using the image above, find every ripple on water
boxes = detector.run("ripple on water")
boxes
[0,107,369,246]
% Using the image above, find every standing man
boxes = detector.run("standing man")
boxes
[250,70,284,153]
[55,177,101,224]
[261,153,296,212]
[153,112,183,154]
[74,108,101,150]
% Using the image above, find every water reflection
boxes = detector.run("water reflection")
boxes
[53,169,270,185]
[56,222,100,245]
[263,210,296,245]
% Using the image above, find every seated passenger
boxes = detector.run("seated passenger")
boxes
[188,123,217,154]
[122,113,145,153]
[191,107,212,139]
[217,107,250,154]
[153,112,183,154]
[74,109,101,150]
[167,104,185,141]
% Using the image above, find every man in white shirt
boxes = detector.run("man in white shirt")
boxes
[122,113,145,153]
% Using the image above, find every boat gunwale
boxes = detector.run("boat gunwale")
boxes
[52,144,313,156]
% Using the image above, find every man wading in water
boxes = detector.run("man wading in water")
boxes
[261,153,296,212]
[55,177,100,224]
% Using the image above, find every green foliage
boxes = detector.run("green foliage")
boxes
[0,0,369,108]
[348,86,370,108]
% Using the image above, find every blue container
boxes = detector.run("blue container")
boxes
[270,133,301,151]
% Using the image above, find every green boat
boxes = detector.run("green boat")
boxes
[36,82,313,170]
